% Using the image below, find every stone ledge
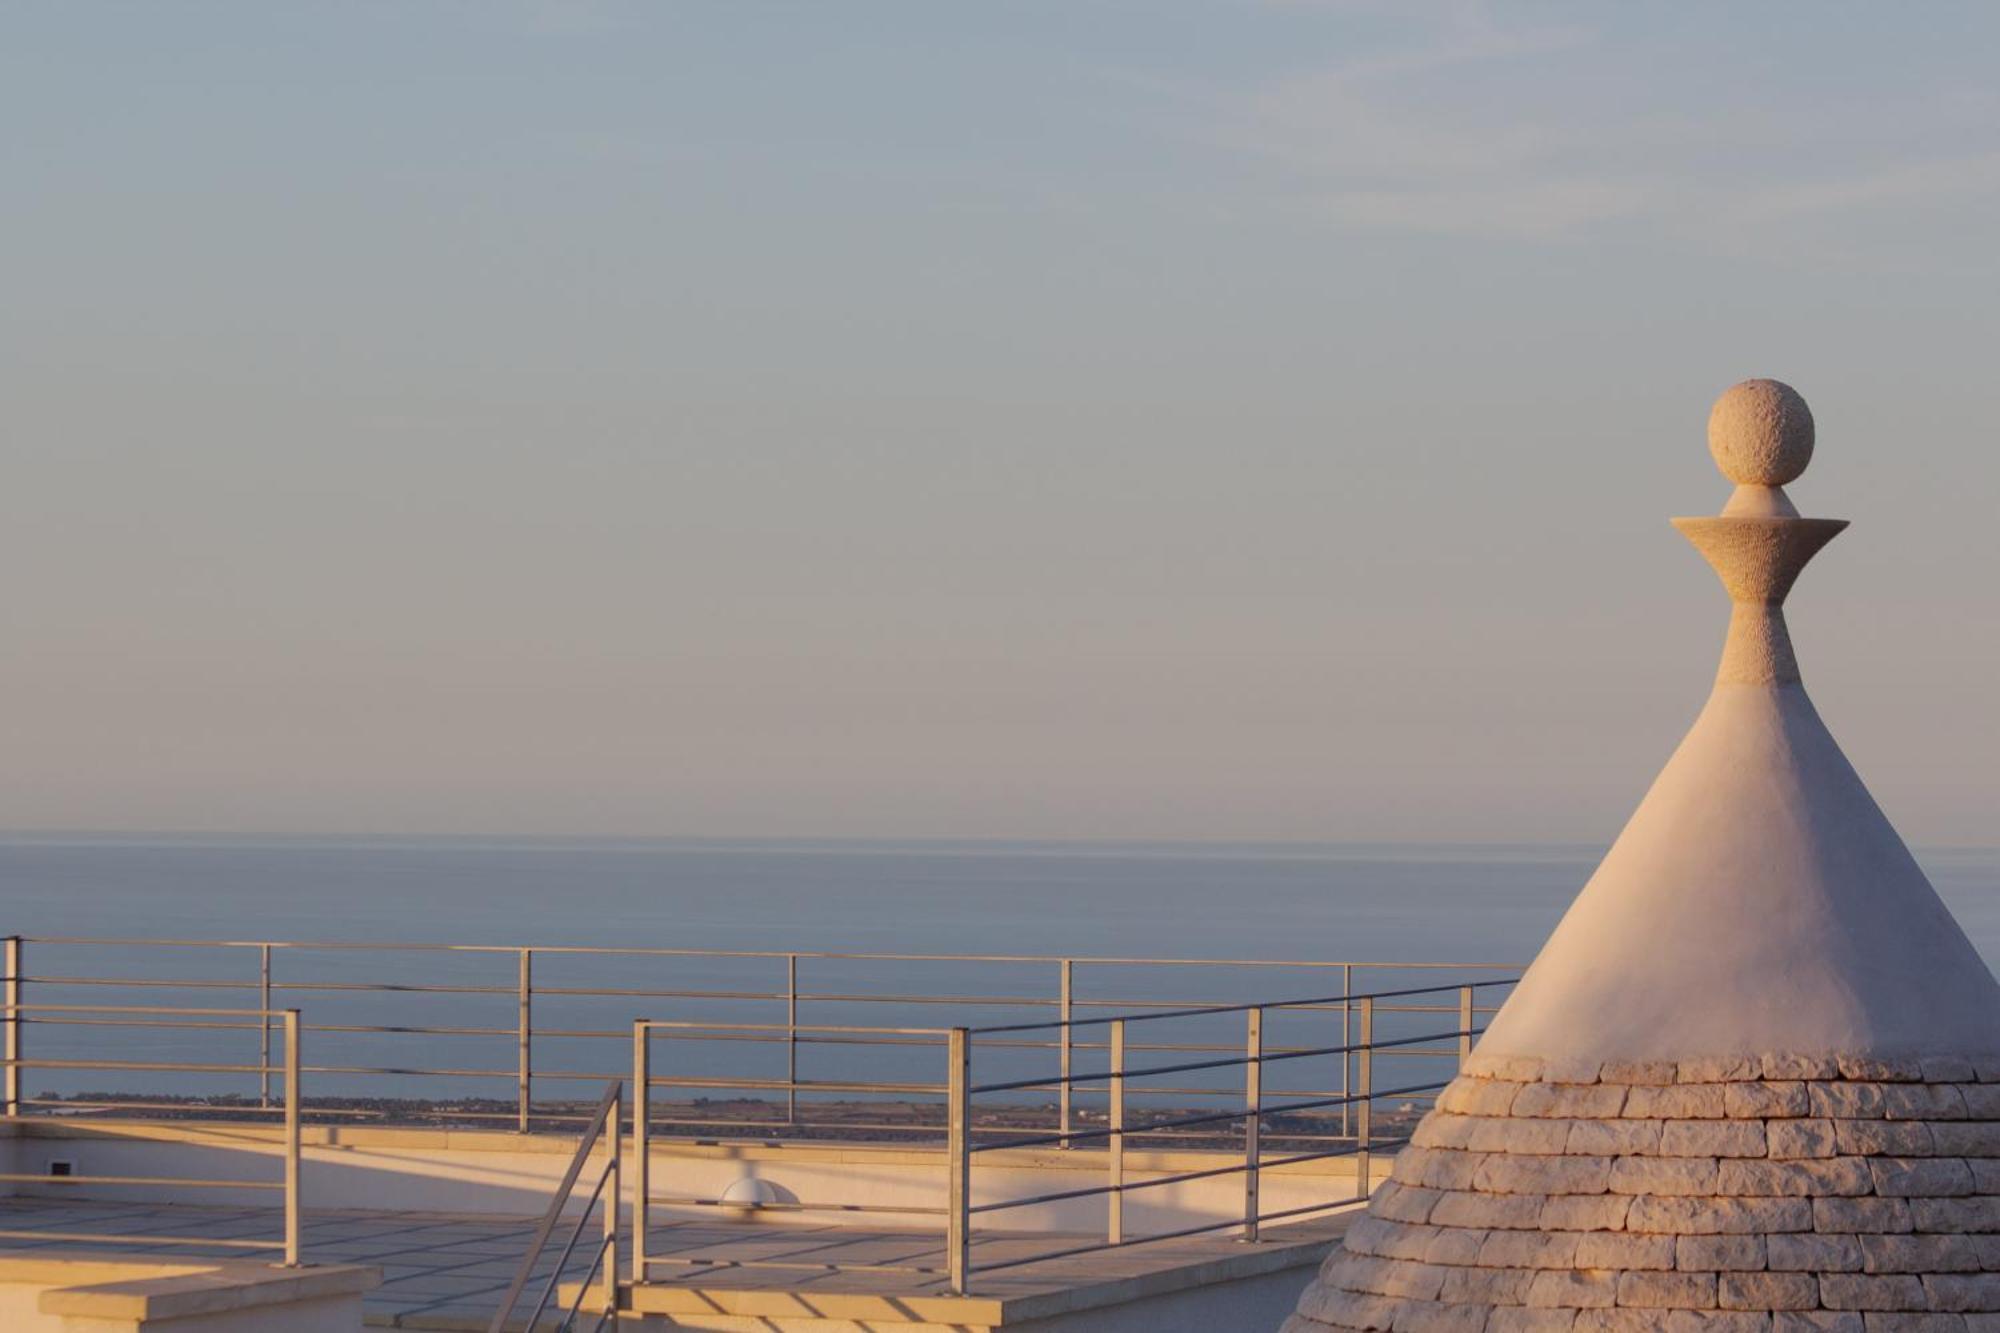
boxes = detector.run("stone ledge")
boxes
[0,1252,380,1321]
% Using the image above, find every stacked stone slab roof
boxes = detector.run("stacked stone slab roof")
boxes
[1286,381,2000,1332]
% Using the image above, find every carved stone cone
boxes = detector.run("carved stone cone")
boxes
[1284,381,2000,1332]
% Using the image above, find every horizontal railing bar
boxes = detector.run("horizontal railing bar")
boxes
[643,1075,946,1095]
[970,1135,1409,1216]
[20,1017,267,1033]
[271,982,514,996]
[968,980,1517,1035]
[0,1229,282,1251]
[1233,1079,1452,1123]
[968,1197,1359,1277]
[0,1173,285,1189]
[5,1058,268,1075]
[3,1003,293,1017]
[1238,1197,1365,1226]
[991,1081,1400,1100]
[14,1097,383,1119]
[16,1016,522,1042]
[970,1155,1260,1214]
[970,1077,1448,1154]
[5,1026,1471,1065]
[299,1064,513,1079]
[973,1054,1244,1095]
[646,1196,949,1216]
[968,1221,1231,1275]
[1257,1029,1483,1066]
[971,1027,1477,1095]
[978,1103,1264,1148]
[535,986,791,1002]
[21,977,514,996]
[20,979,1498,1026]
[635,1030,942,1048]
[301,1023,516,1037]
[4,1104,1385,1143]
[1059,999,1492,1017]
[1257,1137,1414,1172]
[638,1020,952,1037]
[16,978,261,991]
[529,1028,1488,1058]
[16,937,1518,970]
[534,1028,945,1047]
[642,1255,947,1277]
[629,1117,1119,1138]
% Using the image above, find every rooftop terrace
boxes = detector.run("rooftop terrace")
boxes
[0,935,1512,1329]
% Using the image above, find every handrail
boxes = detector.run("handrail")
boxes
[0,1002,304,1265]
[13,935,1516,968]
[3,933,1520,1133]
[619,975,1513,1299]
[968,979,1517,1034]
[941,981,1508,1294]
[487,1080,622,1333]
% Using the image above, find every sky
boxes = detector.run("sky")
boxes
[2,2,1997,844]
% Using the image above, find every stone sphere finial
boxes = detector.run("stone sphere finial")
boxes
[1707,378,1814,486]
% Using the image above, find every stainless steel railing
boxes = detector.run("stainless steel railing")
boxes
[489,1082,623,1333]
[951,979,1514,1291]
[0,939,1516,1297]
[625,976,1516,1296]
[0,1002,305,1265]
[1,934,1517,1137]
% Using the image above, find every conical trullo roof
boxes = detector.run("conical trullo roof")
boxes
[1287,380,2000,1333]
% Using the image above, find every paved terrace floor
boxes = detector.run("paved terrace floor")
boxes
[0,1197,1349,1329]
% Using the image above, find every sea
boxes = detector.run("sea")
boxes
[4,833,1999,961]
[2,835,1996,1108]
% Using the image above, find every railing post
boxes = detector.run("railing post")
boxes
[1459,985,1475,1064]
[1108,1018,1125,1245]
[1243,1007,1263,1242]
[604,1087,622,1321]
[517,948,533,1134]
[632,1022,650,1284]
[259,945,273,1110]
[284,1008,302,1267]
[1057,959,1073,1146]
[1354,996,1374,1202]
[786,953,799,1126]
[1340,962,1352,1139]
[4,936,20,1119]
[947,1027,970,1296]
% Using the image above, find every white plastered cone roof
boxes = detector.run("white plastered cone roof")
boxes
[1477,379,2000,1065]
[1282,382,2000,1333]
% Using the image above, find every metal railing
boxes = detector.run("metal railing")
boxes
[489,1082,623,1333]
[0,934,1516,1139]
[0,1001,304,1265]
[0,934,1521,1300]
[626,977,1515,1296]
[951,980,1511,1291]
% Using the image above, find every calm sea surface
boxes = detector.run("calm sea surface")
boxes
[2,835,1998,962]
[2,836,1996,1105]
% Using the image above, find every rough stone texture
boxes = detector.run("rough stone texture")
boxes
[1288,1066,2000,1330]
[1708,378,1815,486]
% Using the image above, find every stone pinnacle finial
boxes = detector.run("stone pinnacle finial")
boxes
[1676,379,1845,686]
[1708,378,1814,486]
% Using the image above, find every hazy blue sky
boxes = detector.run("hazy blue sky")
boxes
[4,2,1997,843]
